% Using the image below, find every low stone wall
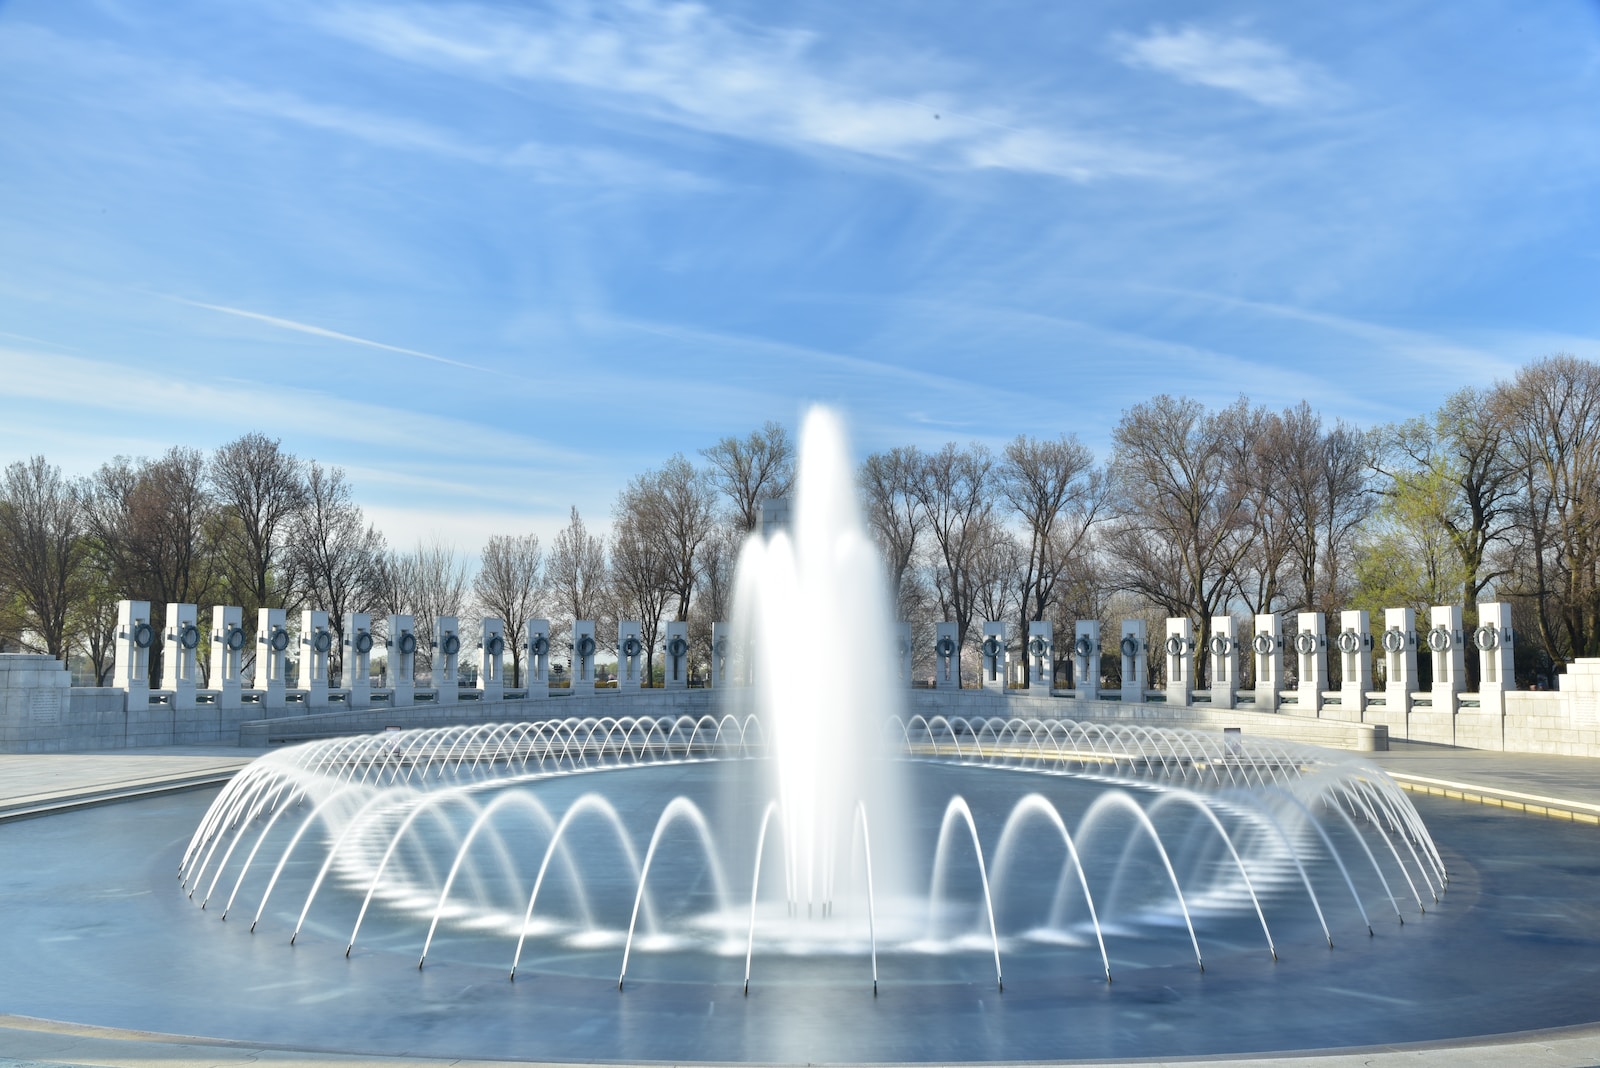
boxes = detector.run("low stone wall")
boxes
[8,653,1600,757]
[232,686,1382,752]
[238,689,720,746]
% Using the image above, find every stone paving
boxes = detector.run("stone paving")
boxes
[0,739,1597,1068]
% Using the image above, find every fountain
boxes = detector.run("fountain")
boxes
[6,407,1598,1063]
[170,409,1452,1047]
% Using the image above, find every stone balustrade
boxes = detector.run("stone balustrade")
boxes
[0,597,1594,757]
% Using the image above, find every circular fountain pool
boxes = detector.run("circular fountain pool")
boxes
[5,717,1600,1062]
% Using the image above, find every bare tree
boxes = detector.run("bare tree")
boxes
[1231,403,1293,615]
[473,534,543,686]
[0,456,91,658]
[83,448,221,683]
[969,516,1025,629]
[378,538,471,676]
[997,434,1105,666]
[701,422,794,533]
[912,443,995,670]
[634,455,718,622]
[610,501,673,683]
[1102,396,1255,683]
[547,507,610,662]
[210,433,307,618]
[290,462,385,677]
[860,446,927,614]
[1264,403,1373,612]
[1493,354,1600,661]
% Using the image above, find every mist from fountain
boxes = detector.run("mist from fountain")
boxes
[729,406,909,918]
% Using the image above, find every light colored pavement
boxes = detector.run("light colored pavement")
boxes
[1369,742,1600,824]
[1,739,1597,1068]
[0,747,264,821]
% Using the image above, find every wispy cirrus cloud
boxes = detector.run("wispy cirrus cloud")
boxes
[1113,24,1333,108]
[206,81,713,189]
[310,0,1174,182]
[172,298,500,375]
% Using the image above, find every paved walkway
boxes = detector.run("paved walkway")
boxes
[1368,742,1600,824]
[0,746,264,821]
[0,740,1597,1068]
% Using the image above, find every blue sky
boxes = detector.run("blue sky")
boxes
[2,0,1597,549]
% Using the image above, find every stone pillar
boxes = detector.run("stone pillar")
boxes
[711,622,730,688]
[1026,621,1052,691]
[895,622,914,687]
[1209,615,1239,709]
[1475,601,1515,691]
[1428,604,1466,713]
[343,612,373,709]
[933,622,959,688]
[299,609,332,709]
[1382,607,1417,715]
[1252,613,1283,712]
[571,620,597,693]
[617,621,644,692]
[115,599,154,706]
[210,606,245,708]
[1337,610,1372,715]
[980,622,1007,691]
[526,619,551,697]
[1119,620,1148,705]
[1073,621,1100,701]
[0,654,71,749]
[163,603,201,710]
[1293,611,1327,714]
[476,617,505,701]
[386,614,416,707]
[662,621,690,690]
[1163,617,1195,707]
[434,615,460,705]
[256,608,289,711]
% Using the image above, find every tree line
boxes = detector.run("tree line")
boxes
[1,355,1595,689]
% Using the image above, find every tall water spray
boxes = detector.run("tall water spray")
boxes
[730,407,907,915]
